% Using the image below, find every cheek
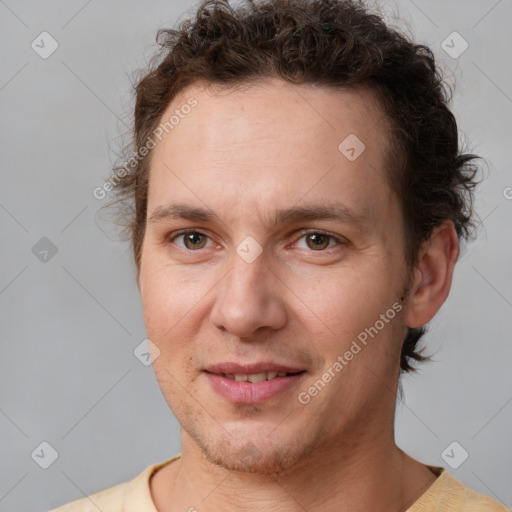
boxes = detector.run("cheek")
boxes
[290,259,398,339]
[139,258,201,343]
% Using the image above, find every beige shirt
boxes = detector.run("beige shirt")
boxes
[50,454,510,511]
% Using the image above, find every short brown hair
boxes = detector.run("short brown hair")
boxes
[110,0,480,373]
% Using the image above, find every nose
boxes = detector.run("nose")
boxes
[209,250,288,339]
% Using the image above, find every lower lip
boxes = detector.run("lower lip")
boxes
[204,372,306,404]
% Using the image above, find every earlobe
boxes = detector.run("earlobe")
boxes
[405,220,460,329]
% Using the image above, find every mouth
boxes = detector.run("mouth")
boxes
[203,365,307,404]
[206,370,304,382]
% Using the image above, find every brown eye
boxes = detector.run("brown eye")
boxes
[184,232,207,250]
[305,233,331,250]
[172,231,212,250]
[295,231,344,251]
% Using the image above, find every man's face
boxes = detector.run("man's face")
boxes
[139,79,411,474]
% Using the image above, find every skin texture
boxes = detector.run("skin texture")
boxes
[138,78,459,511]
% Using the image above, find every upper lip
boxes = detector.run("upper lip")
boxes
[204,362,305,375]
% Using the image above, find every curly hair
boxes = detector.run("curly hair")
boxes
[109,0,480,373]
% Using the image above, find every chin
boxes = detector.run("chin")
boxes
[190,426,321,476]
[205,446,300,475]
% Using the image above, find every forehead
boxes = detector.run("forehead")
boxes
[147,78,395,229]
[154,78,390,156]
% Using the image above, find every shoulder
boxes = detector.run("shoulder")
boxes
[442,471,509,511]
[49,480,129,512]
[49,455,181,512]
[409,467,510,512]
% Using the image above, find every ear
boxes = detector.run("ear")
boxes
[405,220,460,329]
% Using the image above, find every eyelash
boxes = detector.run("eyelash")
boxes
[167,229,348,253]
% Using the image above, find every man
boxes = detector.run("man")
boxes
[52,0,508,510]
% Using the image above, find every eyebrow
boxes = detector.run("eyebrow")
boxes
[148,202,369,231]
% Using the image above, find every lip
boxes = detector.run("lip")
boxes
[204,370,306,404]
[205,362,305,375]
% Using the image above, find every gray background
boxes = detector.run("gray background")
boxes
[0,0,511,511]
